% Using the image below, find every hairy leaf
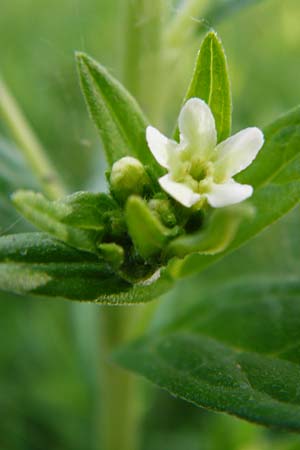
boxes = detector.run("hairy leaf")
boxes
[57,191,118,230]
[167,205,251,258]
[12,190,98,253]
[0,233,173,303]
[115,274,300,430]
[175,31,231,143]
[76,52,162,179]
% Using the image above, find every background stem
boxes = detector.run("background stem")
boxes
[97,3,166,449]
[81,1,166,430]
[0,76,66,199]
[164,0,208,48]
[99,307,142,450]
[122,0,165,124]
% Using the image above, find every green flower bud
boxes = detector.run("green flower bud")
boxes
[110,157,151,203]
[148,198,177,228]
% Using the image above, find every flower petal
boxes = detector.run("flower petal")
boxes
[206,179,253,208]
[213,127,264,182]
[146,126,178,169]
[178,98,217,155]
[159,174,201,208]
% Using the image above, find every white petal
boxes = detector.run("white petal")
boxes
[213,127,264,181]
[146,126,178,169]
[178,98,217,155]
[159,174,201,208]
[206,179,253,208]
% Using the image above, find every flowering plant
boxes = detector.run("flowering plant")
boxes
[1,8,300,449]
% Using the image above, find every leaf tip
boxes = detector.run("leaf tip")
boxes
[11,189,35,206]
[202,29,224,50]
[75,50,87,63]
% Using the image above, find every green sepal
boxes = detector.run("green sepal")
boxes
[76,52,162,180]
[125,196,176,259]
[167,204,252,258]
[12,190,99,253]
[98,242,124,269]
[175,30,231,143]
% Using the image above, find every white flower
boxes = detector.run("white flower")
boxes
[146,98,264,209]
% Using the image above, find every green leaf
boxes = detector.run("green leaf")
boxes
[115,275,300,431]
[167,205,252,258]
[125,196,175,259]
[175,31,231,143]
[12,190,99,253]
[170,106,300,278]
[151,205,300,333]
[58,191,118,230]
[0,233,173,303]
[76,52,162,179]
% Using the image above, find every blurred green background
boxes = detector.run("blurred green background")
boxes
[1,0,300,449]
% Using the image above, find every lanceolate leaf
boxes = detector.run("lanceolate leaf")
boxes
[115,275,300,431]
[170,106,300,278]
[76,52,162,179]
[0,233,173,303]
[57,191,118,230]
[175,31,231,143]
[12,190,98,253]
[167,205,251,258]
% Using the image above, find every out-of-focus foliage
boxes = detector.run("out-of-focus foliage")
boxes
[1,0,300,449]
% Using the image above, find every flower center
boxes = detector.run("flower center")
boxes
[189,159,213,182]
[169,148,215,195]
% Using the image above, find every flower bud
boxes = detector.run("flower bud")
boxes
[148,198,177,228]
[110,156,150,203]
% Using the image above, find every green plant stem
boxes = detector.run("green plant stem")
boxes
[99,307,143,450]
[97,3,168,449]
[0,76,66,199]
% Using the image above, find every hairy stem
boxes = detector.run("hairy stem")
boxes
[0,76,66,199]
